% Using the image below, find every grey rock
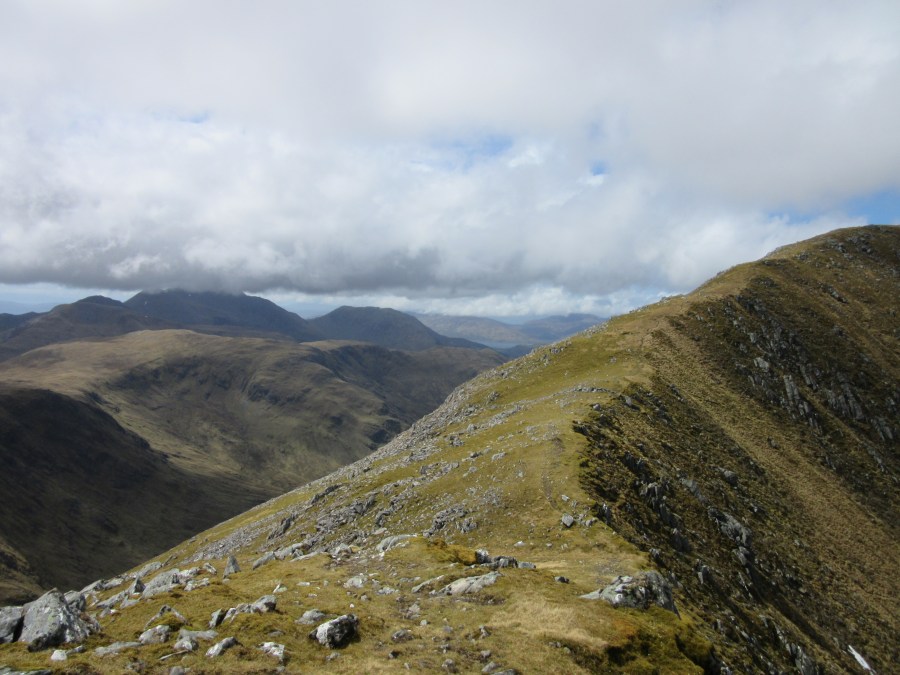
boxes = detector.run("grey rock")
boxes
[63,591,85,612]
[0,606,24,644]
[206,636,238,657]
[330,543,353,559]
[274,542,306,560]
[308,614,359,648]
[144,605,186,629]
[50,648,68,661]
[138,624,171,645]
[475,549,493,564]
[251,594,277,613]
[141,569,183,598]
[224,603,250,623]
[376,534,415,554]
[391,628,414,642]
[259,641,285,660]
[131,561,164,580]
[202,562,217,575]
[223,555,241,577]
[554,576,569,583]
[252,551,275,570]
[297,609,326,625]
[435,571,501,596]
[561,514,575,528]
[708,508,752,547]
[344,574,367,589]
[209,609,226,628]
[581,571,677,614]
[184,577,210,592]
[94,590,128,610]
[169,666,186,675]
[94,641,141,656]
[18,589,95,650]
[178,628,219,641]
[517,561,537,570]
[172,636,197,652]
[411,574,445,593]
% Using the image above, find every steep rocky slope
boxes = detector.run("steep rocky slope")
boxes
[0,226,895,674]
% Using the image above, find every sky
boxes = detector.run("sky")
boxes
[0,0,898,318]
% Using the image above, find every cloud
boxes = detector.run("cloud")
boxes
[0,0,896,314]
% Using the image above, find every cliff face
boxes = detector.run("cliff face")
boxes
[0,226,895,674]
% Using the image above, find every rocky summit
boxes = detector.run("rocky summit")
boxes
[0,225,896,673]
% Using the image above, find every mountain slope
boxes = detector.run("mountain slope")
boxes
[0,226,895,673]
[0,297,171,361]
[311,306,486,351]
[124,289,323,341]
[0,331,504,603]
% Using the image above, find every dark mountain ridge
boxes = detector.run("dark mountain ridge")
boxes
[124,290,323,341]
[310,306,487,351]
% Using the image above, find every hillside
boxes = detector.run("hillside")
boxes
[311,306,485,351]
[0,332,504,604]
[0,226,896,673]
[416,312,605,347]
[124,290,323,341]
[0,297,172,361]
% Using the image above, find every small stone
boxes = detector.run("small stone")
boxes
[392,629,414,642]
[561,514,575,528]
[443,658,458,672]
[50,649,68,661]
[554,576,569,583]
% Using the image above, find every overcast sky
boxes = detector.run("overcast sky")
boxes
[1,1,898,318]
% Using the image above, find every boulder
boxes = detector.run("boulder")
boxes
[435,572,501,596]
[0,606,24,644]
[259,641,285,660]
[376,534,415,554]
[141,569,183,598]
[18,589,94,650]
[223,555,241,577]
[209,609,226,628]
[580,571,677,614]
[297,609,326,625]
[251,594,277,613]
[252,551,275,570]
[173,636,197,652]
[178,628,218,642]
[138,624,171,645]
[94,641,141,656]
[206,636,238,657]
[308,614,359,648]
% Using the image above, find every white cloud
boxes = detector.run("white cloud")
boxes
[0,0,896,315]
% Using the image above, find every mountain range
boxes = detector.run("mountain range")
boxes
[0,225,894,673]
